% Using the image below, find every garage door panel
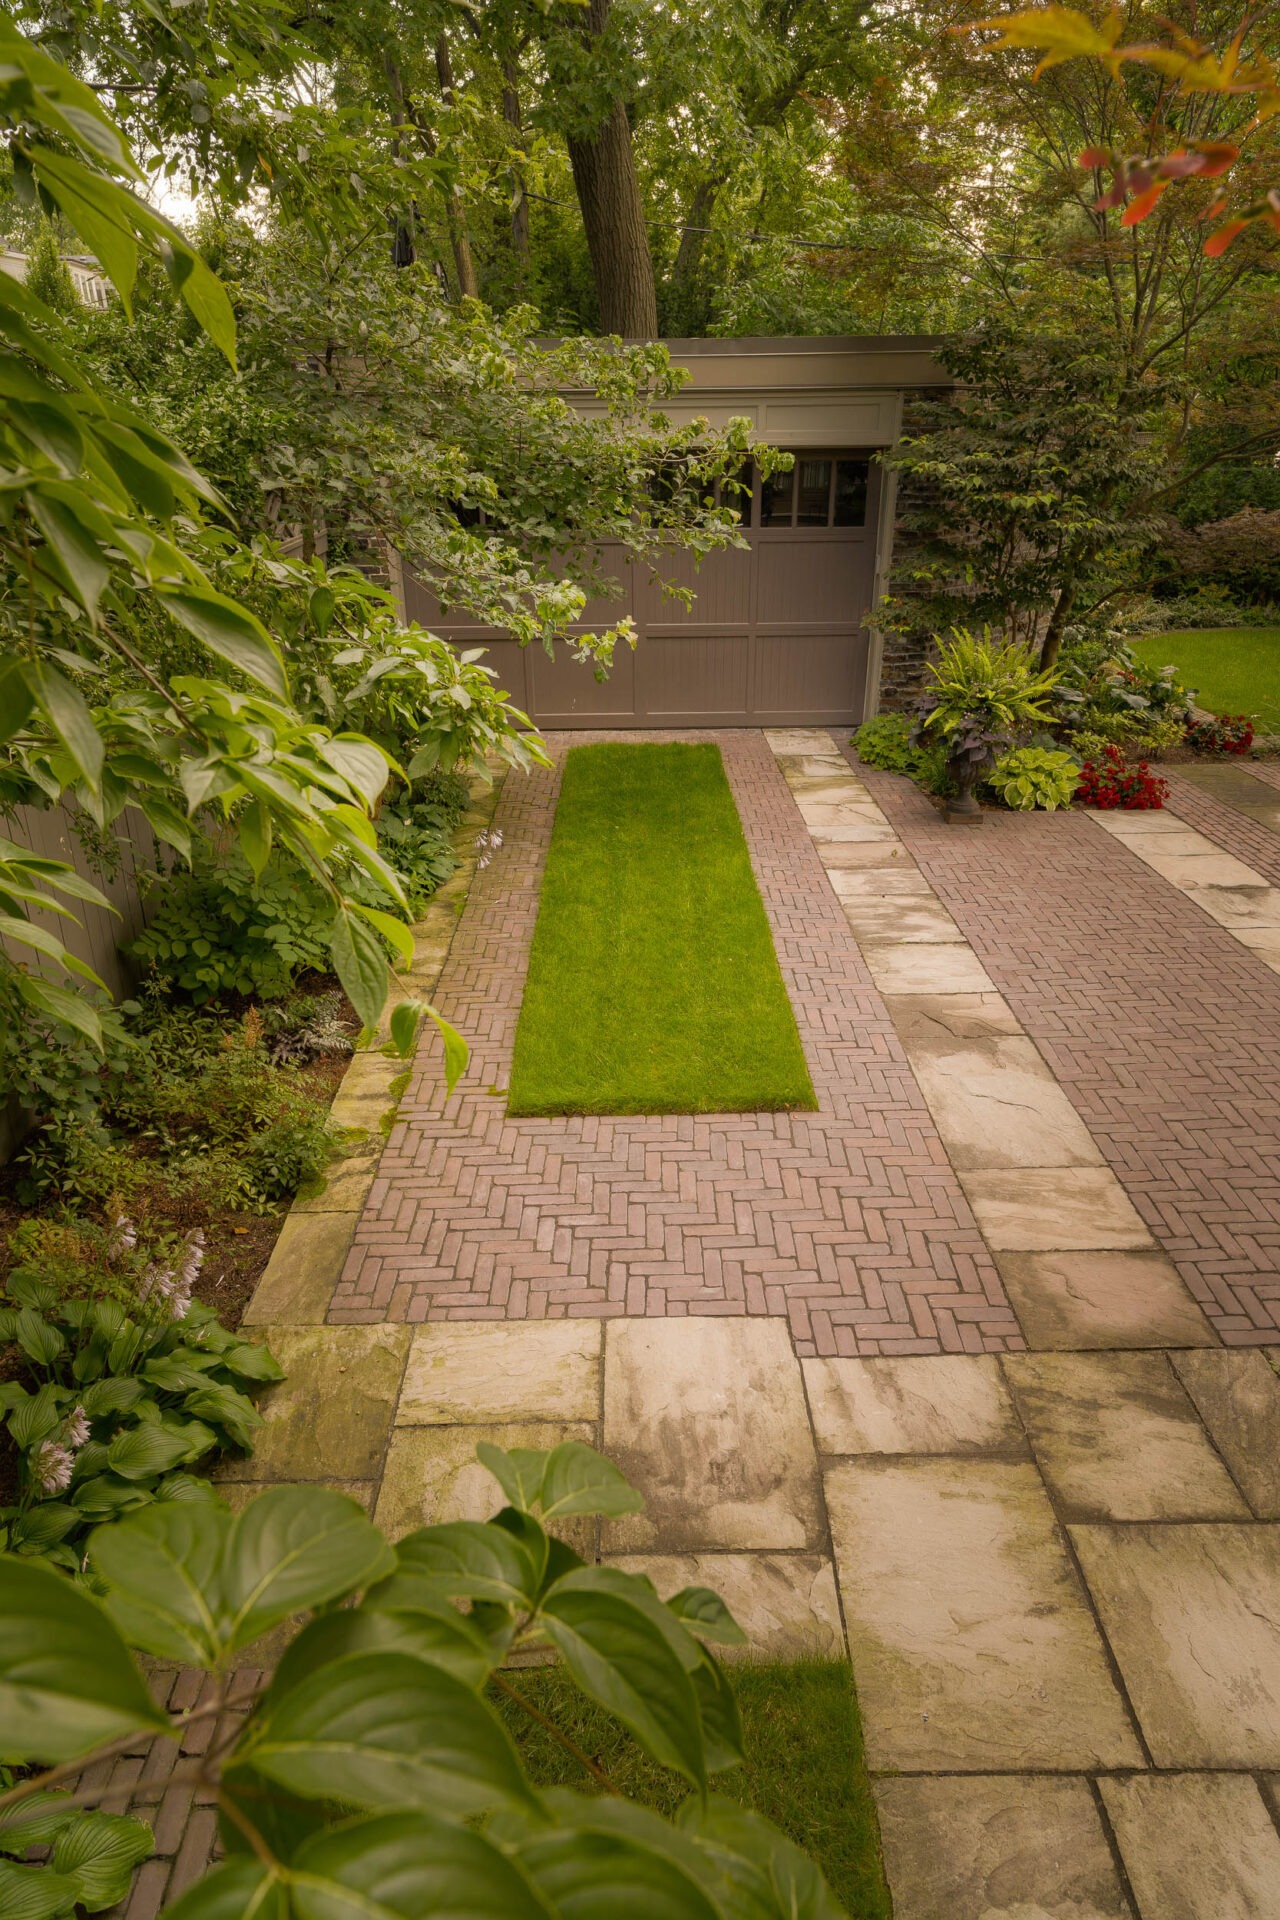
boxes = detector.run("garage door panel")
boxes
[527,637,638,723]
[755,538,870,625]
[640,634,749,720]
[753,631,866,720]
[635,546,752,627]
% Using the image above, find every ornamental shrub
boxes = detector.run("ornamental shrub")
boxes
[1077,745,1170,810]
[852,712,951,792]
[988,746,1081,811]
[1185,713,1255,755]
[128,846,333,1003]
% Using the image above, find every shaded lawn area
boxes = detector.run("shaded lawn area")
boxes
[494,1658,891,1919]
[508,741,816,1116]
[1131,627,1280,732]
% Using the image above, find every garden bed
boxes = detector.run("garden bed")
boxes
[1130,627,1280,735]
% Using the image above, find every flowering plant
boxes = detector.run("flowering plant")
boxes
[1077,745,1170,810]
[0,1208,281,1572]
[1185,713,1255,756]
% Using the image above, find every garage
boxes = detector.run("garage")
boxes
[399,335,947,727]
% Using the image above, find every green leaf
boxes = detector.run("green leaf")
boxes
[0,1555,166,1761]
[0,1789,82,1852]
[351,901,415,967]
[328,905,390,1032]
[0,1860,82,1920]
[221,1486,395,1654]
[239,800,272,882]
[539,1442,645,1520]
[268,1604,496,1707]
[218,1341,285,1385]
[80,1377,143,1418]
[165,246,237,367]
[413,1001,469,1091]
[27,490,109,615]
[309,586,335,635]
[106,1422,201,1481]
[158,590,287,698]
[678,1796,847,1920]
[20,661,103,792]
[289,1812,553,1920]
[137,794,192,863]
[162,1858,286,1920]
[665,1588,749,1647]
[247,1650,542,1817]
[379,1520,540,1609]
[14,1306,64,1367]
[52,1810,155,1911]
[476,1443,548,1513]
[8,1382,62,1449]
[89,1500,232,1664]
[16,976,103,1050]
[184,1382,263,1451]
[540,1586,707,1789]
[320,737,388,807]
[516,1827,721,1920]
[690,1653,745,1774]
[0,659,34,742]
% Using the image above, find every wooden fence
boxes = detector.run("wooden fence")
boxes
[4,801,157,1000]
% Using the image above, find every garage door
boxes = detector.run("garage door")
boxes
[401,450,881,728]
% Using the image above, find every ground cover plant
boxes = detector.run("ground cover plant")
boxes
[498,1658,890,1919]
[1130,630,1280,735]
[0,1443,852,1918]
[508,744,816,1116]
[1077,747,1170,811]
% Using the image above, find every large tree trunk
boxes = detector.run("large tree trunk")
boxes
[667,175,723,330]
[502,58,530,269]
[565,0,656,336]
[1038,579,1079,672]
[434,37,479,299]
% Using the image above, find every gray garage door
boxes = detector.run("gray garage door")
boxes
[402,450,881,728]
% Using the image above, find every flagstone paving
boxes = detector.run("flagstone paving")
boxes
[107,731,1280,1919]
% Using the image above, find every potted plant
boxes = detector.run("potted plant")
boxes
[917,627,1062,822]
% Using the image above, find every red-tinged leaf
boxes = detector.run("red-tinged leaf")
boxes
[1195,143,1239,178]
[1078,146,1111,167]
[1204,217,1249,255]
[1122,181,1169,225]
[1202,195,1230,219]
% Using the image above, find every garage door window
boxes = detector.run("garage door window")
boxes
[759,452,870,529]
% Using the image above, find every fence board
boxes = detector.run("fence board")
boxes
[3,802,158,1000]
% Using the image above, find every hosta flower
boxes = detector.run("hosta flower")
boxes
[137,1260,173,1305]
[107,1207,138,1263]
[64,1406,90,1450]
[35,1441,74,1495]
[475,828,504,871]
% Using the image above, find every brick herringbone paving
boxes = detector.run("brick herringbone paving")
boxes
[856,757,1280,1341]
[330,731,1020,1356]
[1162,766,1280,883]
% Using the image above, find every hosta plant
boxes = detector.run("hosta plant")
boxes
[0,1445,846,1919]
[0,1218,281,1568]
[988,747,1081,812]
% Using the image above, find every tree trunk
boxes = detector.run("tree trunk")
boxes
[502,58,530,268]
[434,36,480,299]
[667,175,723,330]
[1038,579,1079,672]
[565,0,657,336]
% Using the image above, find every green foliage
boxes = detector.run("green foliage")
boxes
[1130,628,1280,735]
[0,1452,848,1918]
[986,746,1081,811]
[24,219,78,312]
[920,627,1061,782]
[508,743,817,1117]
[128,847,334,1004]
[1054,629,1192,758]
[0,1220,281,1568]
[852,712,950,792]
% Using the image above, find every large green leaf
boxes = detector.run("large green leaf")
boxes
[27,490,109,615]
[106,1422,201,1481]
[164,245,237,368]
[162,1858,286,1920]
[689,1653,745,1775]
[678,1797,847,1920]
[52,1809,155,1912]
[664,1588,748,1647]
[158,590,287,698]
[88,1501,232,1665]
[16,976,103,1050]
[328,905,390,1032]
[288,1811,554,1920]
[184,1382,263,1451]
[20,661,103,792]
[516,1828,721,1920]
[378,1520,541,1609]
[268,1603,497,1702]
[0,1556,165,1761]
[539,1586,707,1790]
[477,1440,644,1520]
[0,1860,83,1920]
[220,1487,395,1653]
[246,1651,540,1817]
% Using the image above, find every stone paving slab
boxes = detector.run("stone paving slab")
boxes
[601,1317,824,1552]
[826,1457,1144,1771]
[216,1325,409,1483]
[1171,1348,1280,1518]
[995,1249,1217,1351]
[803,1353,1024,1456]
[874,1774,1134,1920]
[374,1419,597,1549]
[395,1320,601,1424]
[960,1167,1153,1252]
[1098,1772,1280,1919]
[904,1033,1104,1171]
[1072,1522,1280,1766]
[1003,1351,1250,1521]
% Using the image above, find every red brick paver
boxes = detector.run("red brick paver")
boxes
[330,731,1020,1357]
[856,757,1280,1341]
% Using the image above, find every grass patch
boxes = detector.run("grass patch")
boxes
[493,1658,891,1918]
[1131,628,1280,732]
[508,742,816,1116]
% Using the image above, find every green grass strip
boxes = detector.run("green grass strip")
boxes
[1131,628,1280,732]
[508,741,816,1116]
[493,1658,892,1919]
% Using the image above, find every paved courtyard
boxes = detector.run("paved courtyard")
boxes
[117,731,1280,1918]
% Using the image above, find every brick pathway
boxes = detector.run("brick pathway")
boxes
[857,758,1280,1342]
[331,730,1020,1356]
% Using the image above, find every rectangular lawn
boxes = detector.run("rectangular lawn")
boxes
[1130,627,1280,732]
[507,741,816,1116]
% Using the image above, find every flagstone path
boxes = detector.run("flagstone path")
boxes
[109,732,1280,1919]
